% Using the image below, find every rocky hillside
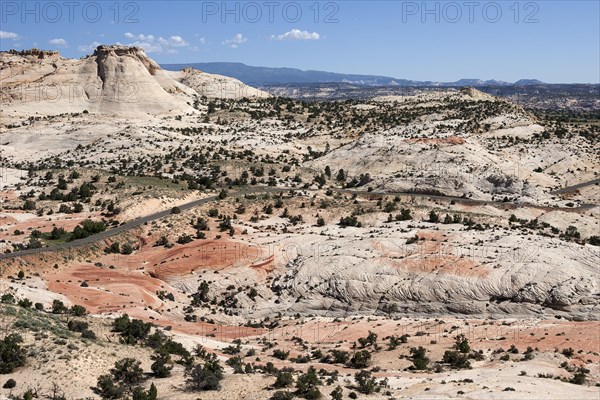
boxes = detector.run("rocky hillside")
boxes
[0,45,268,119]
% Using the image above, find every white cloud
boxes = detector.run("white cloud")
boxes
[123,33,188,53]
[76,33,190,54]
[48,38,68,47]
[128,41,162,53]
[272,29,320,41]
[157,35,188,47]
[77,41,102,53]
[0,31,19,40]
[124,32,154,41]
[194,34,207,45]
[222,33,247,48]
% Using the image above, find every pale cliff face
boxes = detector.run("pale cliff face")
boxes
[0,45,268,120]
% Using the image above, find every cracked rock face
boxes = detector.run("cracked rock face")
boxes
[93,45,162,78]
[252,229,600,320]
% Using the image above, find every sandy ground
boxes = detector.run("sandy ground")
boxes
[0,310,598,400]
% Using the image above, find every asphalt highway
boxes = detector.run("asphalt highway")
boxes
[1,180,597,261]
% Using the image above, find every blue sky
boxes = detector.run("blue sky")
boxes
[1,1,598,83]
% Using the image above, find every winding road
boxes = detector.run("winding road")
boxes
[550,178,600,195]
[1,180,597,261]
[0,187,287,261]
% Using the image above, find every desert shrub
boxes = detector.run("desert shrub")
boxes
[156,291,175,302]
[395,208,412,221]
[150,349,172,378]
[94,374,125,399]
[52,299,68,314]
[191,281,211,305]
[3,378,16,389]
[295,366,321,399]
[22,199,36,210]
[562,348,574,358]
[81,329,97,340]
[563,225,580,240]
[293,354,311,363]
[428,211,440,223]
[177,234,193,244]
[247,288,258,300]
[455,335,470,353]
[357,331,377,348]
[194,218,209,231]
[222,342,241,355]
[322,349,349,365]
[406,235,419,244]
[112,315,151,344]
[70,304,87,316]
[273,371,294,388]
[330,385,343,400]
[17,298,32,309]
[1,294,15,304]
[106,242,120,254]
[70,219,106,240]
[347,350,371,369]
[316,215,325,226]
[185,359,224,391]
[569,367,589,385]
[410,346,429,370]
[339,215,361,227]
[154,236,169,247]
[110,358,144,391]
[387,335,402,350]
[131,383,157,400]
[120,243,134,255]
[67,320,89,333]
[218,219,232,232]
[522,347,535,361]
[442,350,471,369]
[270,391,294,400]
[354,370,377,394]
[273,349,290,360]
[0,334,26,373]
[162,339,190,358]
[225,356,244,373]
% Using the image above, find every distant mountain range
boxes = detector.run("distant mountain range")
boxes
[161,62,545,87]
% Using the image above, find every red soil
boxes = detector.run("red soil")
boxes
[0,215,19,225]
[44,259,263,340]
[0,213,101,240]
[372,231,488,278]
[46,263,167,314]
[129,239,271,279]
[265,318,600,357]
[0,191,18,201]
[40,235,273,341]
